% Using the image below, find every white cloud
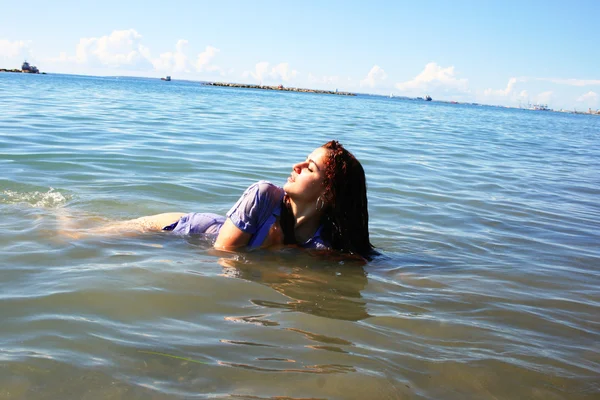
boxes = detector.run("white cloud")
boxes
[395,62,468,94]
[49,52,69,63]
[195,45,221,72]
[271,62,297,81]
[308,73,340,86]
[480,78,533,106]
[482,76,600,105]
[0,39,32,59]
[360,65,387,87]
[138,44,151,60]
[535,91,553,105]
[243,62,297,83]
[153,39,190,72]
[243,61,269,82]
[542,78,600,86]
[73,29,152,69]
[47,31,225,76]
[576,91,598,106]
[484,77,522,96]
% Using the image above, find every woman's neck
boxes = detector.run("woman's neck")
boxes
[287,197,323,243]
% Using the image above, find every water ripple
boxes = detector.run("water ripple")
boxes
[0,73,599,399]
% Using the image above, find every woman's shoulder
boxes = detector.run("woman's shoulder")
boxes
[245,180,285,198]
[227,181,284,233]
[230,180,284,214]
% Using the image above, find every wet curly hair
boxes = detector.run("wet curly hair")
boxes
[319,140,374,259]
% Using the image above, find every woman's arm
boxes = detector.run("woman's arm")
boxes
[214,181,284,250]
[213,218,252,250]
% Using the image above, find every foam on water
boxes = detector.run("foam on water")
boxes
[1,187,70,208]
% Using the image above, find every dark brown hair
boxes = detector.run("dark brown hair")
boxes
[320,140,375,259]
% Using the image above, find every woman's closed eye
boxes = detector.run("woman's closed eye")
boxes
[306,160,315,172]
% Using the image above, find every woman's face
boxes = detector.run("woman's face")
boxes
[284,147,329,204]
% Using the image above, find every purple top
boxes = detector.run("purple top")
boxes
[165,181,330,250]
[227,181,285,247]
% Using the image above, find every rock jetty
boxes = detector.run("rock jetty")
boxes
[205,82,355,96]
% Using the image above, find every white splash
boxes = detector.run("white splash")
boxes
[1,187,69,208]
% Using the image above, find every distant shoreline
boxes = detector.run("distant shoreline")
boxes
[204,81,355,96]
[0,68,46,74]
[2,70,598,114]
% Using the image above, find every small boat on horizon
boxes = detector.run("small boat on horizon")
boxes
[415,95,433,101]
[161,76,171,81]
[21,60,40,74]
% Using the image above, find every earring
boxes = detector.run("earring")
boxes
[316,196,325,211]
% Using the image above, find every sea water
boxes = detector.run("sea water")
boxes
[1,73,599,399]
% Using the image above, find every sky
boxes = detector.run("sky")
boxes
[1,0,599,110]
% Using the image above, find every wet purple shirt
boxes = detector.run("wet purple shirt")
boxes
[165,181,330,249]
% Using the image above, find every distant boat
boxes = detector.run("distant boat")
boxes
[21,60,39,74]
[161,76,171,81]
[524,102,550,111]
[390,92,394,98]
[425,95,432,101]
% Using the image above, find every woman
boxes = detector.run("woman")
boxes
[70,141,374,259]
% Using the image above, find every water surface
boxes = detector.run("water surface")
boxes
[1,73,599,399]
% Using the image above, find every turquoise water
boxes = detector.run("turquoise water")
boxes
[1,73,599,399]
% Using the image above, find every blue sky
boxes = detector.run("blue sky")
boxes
[1,0,598,110]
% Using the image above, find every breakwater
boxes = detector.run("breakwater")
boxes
[0,68,45,74]
[204,81,355,96]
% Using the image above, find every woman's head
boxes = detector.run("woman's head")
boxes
[282,140,374,259]
[283,141,367,210]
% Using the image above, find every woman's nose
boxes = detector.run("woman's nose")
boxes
[292,162,305,173]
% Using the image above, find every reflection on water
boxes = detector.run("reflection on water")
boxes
[218,250,370,321]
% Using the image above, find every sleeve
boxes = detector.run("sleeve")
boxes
[226,181,284,234]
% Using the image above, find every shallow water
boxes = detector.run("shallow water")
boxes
[1,73,599,399]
